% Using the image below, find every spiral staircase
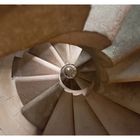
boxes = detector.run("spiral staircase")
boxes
[0,5,140,135]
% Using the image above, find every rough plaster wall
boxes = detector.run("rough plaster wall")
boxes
[0,54,37,135]
[84,5,131,40]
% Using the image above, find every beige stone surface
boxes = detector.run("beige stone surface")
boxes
[0,5,90,58]
[0,54,37,135]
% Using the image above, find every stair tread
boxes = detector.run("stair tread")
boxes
[54,43,69,64]
[30,43,62,67]
[77,71,95,82]
[75,77,90,89]
[22,83,63,130]
[73,95,108,135]
[78,59,96,72]
[69,44,82,64]
[106,54,140,83]
[12,57,22,77]
[70,79,81,90]
[43,92,74,135]
[75,50,91,67]
[12,55,58,77]
[61,78,71,89]
[61,75,80,90]
[87,93,140,135]
[100,83,140,115]
[15,77,58,105]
